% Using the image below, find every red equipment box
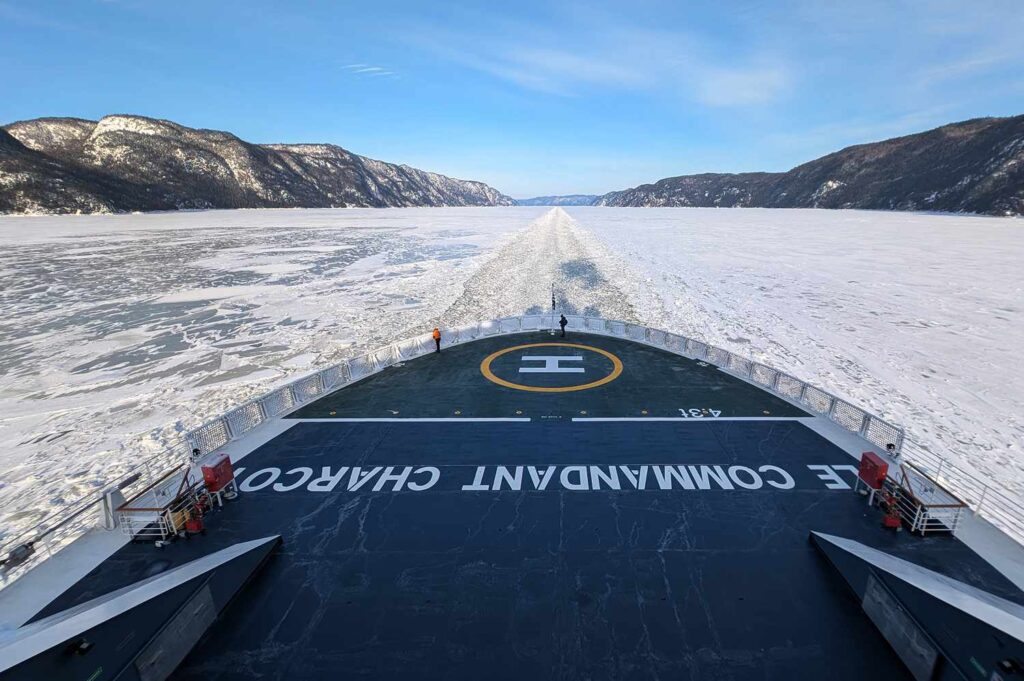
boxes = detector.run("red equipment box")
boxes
[201,454,234,493]
[185,511,205,534]
[858,451,889,490]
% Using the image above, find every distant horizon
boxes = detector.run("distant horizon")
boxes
[3,0,1023,196]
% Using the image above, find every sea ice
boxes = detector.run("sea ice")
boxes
[0,204,1021,550]
[568,206,1024,490]
[0,207,546,540]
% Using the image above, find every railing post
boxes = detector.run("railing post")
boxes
[221,416,235,440]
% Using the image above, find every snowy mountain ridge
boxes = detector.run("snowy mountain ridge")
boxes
[0,115,514,214]
[514,194,600,206]
[596,115,1024,216]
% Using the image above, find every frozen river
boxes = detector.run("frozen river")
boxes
[0,208,548,539]
[572,207,1024,490]
[0,206,1021,543]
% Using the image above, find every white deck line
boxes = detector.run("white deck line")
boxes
[296,417,532,423]
[572,416,812,422]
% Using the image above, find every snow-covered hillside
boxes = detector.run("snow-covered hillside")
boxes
[1,115,514,214]
[0,206,1021,545]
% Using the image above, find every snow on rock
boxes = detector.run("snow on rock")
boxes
[596,115,1024,216]
[812,179,845,202]
[1,115,515,215]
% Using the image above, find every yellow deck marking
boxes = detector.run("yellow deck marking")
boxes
[480,343,623,393]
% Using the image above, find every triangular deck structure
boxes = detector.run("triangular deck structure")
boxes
[811,531,1024,680]
[0,535,281,681]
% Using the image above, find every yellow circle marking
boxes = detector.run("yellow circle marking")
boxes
[480,342,623,393]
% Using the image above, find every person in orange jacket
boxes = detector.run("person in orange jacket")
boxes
[432,327,441,353]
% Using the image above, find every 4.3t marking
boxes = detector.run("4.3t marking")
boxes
[678,408,722,418]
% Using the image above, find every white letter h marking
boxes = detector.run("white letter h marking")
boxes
[519,355,585,373]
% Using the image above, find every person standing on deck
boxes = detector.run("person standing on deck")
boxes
[433,327,442,353]
[559,315,568,338]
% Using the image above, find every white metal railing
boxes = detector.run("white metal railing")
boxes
[0,440,188,587]
[880,462,966,535]
[2,314,1022,592]
[898,440,1024,541]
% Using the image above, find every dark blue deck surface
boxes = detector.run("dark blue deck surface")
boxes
[289,332,806,419]
[34,334,1023,680]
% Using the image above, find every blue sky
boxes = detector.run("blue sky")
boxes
[2,0,1023,197]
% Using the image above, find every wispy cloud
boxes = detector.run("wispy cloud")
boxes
[763,106,958,162]
[918,49,1024,89]
[342,63,397,78]
[787,0,1024,93]
[395,0,1020,115]
[401,20,793,107]
[409,40,642,96]
[693,63,793,108]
